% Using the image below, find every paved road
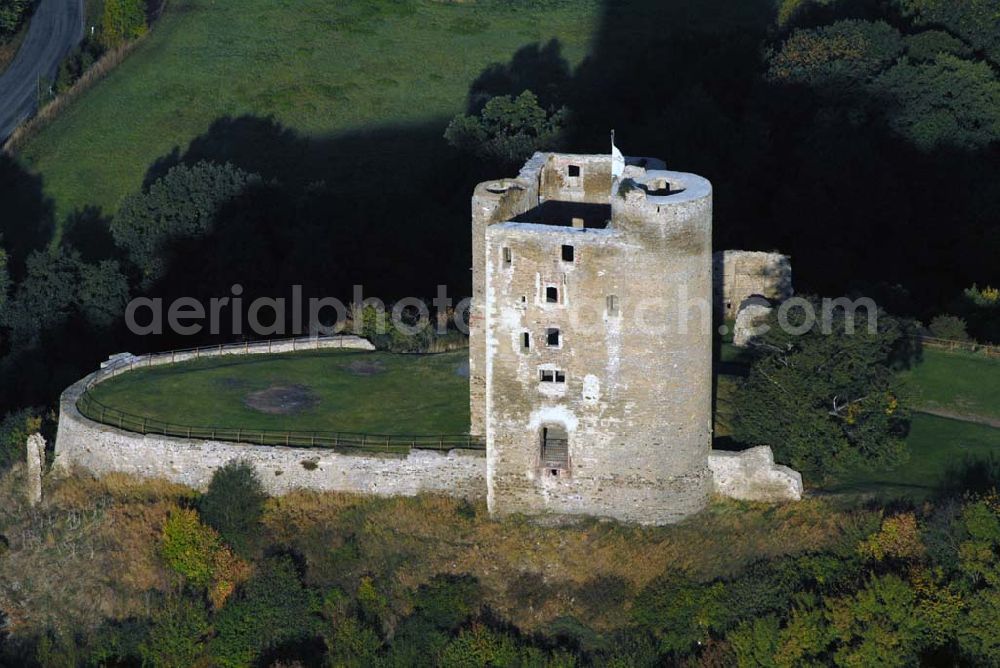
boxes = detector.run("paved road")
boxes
[0,0,83,141]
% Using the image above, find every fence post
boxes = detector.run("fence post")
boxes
[236,428,241,443]
[141,418,146,434]
[268,340,272,353]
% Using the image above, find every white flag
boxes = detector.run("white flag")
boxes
[611,130,625,179]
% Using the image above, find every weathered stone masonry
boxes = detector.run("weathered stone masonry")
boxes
[54,337,485,499]
[471,152,716,524]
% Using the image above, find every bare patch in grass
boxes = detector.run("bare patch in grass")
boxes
[243,384,319,415]
[343,359,386,376]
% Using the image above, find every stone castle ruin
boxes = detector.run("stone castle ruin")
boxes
[470,151,716,524]
[52,146,801,527]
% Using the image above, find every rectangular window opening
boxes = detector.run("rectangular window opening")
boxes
[567,165,581,178]
[607,295,620,317]
[546,328,560,347]
[502,247,512,264]
[522,332,530,351]
[545,286,559,303]
[561,245,574,262]
[539,369,566,383]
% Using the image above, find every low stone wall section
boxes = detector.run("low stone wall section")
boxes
[54,336,486,499]
[708,446,802,502]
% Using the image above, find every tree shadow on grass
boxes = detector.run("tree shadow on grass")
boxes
[126,115,496,350]
[0,154,54,280]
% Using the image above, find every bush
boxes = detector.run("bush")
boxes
[139,595,210,668]
[444,90,567,167]
[0,0,31,37]
[632,571,725,656]
[198,460,267,557]
[0,408,41,472]
[209,556,321,668]
[101,0,147,49]
[928,314,969,341]
[54,37,105,94]
[159,507,249,608]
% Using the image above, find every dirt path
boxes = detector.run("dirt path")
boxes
[916,407,1000,429]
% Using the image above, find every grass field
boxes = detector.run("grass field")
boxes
[17,0,600,221]
[87,349,471,435]
[714,343,1000,497]
[901,348,1000,420]
[820,413,1000,498]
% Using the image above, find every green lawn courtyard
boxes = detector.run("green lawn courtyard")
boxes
[86,349,471,437]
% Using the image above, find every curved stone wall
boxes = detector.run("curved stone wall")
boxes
[53,339,485,499]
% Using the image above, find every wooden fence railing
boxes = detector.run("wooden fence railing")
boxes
[917,335,1000,359]
[75,335,484,453]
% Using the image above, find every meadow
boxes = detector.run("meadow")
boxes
[15,0,600,221]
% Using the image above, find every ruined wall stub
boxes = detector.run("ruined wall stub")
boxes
[713,250,792,322]
[471,152,714,524]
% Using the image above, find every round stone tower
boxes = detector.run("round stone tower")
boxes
[470,151,713,524]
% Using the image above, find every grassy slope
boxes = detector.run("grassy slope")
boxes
[87,349,471,435]
[900,348,1000,420]
[822,413,1000,497]
[17,0,599,220]
[715,343,1000,496]
[0,469,874,635]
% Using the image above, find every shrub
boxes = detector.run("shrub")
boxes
[439,624,521,667]
[209,556,322,668]
[198,460,267,557]
[410,574,482,631]
[159,507,249,608]
[632,571,725,656]
[858,513,925,562]
[0,408,41,472]
[139,595,210,668]
[0,0,31,37]
[444,90,567,167]
[100,0,147,49]
[928,314,969,341]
